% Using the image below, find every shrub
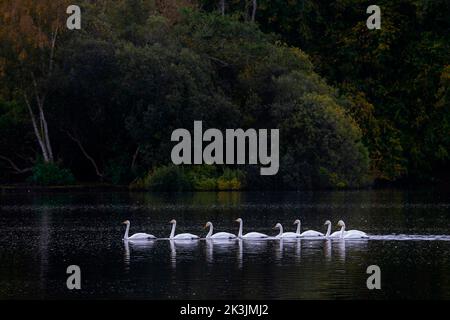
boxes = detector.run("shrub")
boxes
[130,165,246,191]
[130,165,192,191]
[217,168,245,190]
[194,177,217,190]
[29,160,76,186]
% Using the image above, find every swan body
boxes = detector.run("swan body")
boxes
[273,223,301,238]
[169,219,199,240]
[294,219,324,237]
[122,220,156,240]
[344,230,369,238]
[324,220,344,238]
[235,218,268,239]
[337,220,368,239]
[204,222,236,239]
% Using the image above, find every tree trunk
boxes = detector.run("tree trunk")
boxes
[24,94,50,162]
[220,0,225,15]
[23,24,59,164]
[251,0,257,22]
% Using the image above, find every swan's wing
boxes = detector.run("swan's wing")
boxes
[329,231,345,238]
[301,230,324,237]
[243,232,268,238]
[345,230,368,238]
[128,233,156,240]
[174,233,199,240]
[281,232,300,238]
[212,232,236,239]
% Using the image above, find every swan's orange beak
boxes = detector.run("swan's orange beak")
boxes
[203,224,208,229]
[122,221,127,224]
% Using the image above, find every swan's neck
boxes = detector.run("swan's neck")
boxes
[238,221,243,238]
[340,223,346,238]
[326,224,331,237]
[206,224,213,238]
[124,224,130,240]
[296,222,301,234]
[278,225,283,237]
[170,222,176,238]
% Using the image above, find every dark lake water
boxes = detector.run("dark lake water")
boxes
[0,190,449,299]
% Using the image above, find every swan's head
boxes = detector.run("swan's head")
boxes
[324,220,331,225]
[293,219,300,225]
[169,219,176,224]
[204,221,212,229]
[273,223,282,229]
[337,220,345,227]
[235,218,242,223]
[122,220,130,225]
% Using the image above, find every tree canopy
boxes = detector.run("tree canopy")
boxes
[1,0,448,188]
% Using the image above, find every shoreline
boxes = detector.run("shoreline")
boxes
[0,183,447,194]
[0,184,128,193]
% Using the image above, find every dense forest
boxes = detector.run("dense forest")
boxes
[0,0,449,190]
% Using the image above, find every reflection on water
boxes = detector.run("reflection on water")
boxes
[0,190,450,299]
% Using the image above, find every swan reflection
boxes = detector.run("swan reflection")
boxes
[275,238,300,261]
[324,239,332,261]
[237,239,269,268]
[332,238,369,262]
[169,239,199,269]
[206,238,237,263]
[123,239,155,268]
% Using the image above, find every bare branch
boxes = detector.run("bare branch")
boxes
[131,146,140,169]
[0,155,33,174]
[65,130,103,179]
[48,24,59,74]
[206,54,230,67]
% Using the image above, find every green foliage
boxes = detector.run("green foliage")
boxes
[28,160,75,186]
[217,168,245,190]
[130,165,246,191]
[200,0,450,184]
[104,157,136,185]
[136,165,193,192]
[173,11,370,189]
[5,2,422,189]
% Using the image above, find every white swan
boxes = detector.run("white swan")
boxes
[337,220,368,239]
[273,223,300,238]
[294,219,324,237]
[204,221,236,239]
[122,220,156,240]
[169,219,199,240]
[324,220,343,238]
[235,218,268,239]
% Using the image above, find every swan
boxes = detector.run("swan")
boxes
[324,220,343,238]
[169,219,199,240]
[273,223,300,238]
[204,221,237,239]
[294,219,324,237]
[235,218,268,239]
[122,220,156,240]
[337,220,368,239]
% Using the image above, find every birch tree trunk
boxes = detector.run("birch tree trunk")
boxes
[251,0,257,22]
[220,0,225,15]
[24,25,60,163]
